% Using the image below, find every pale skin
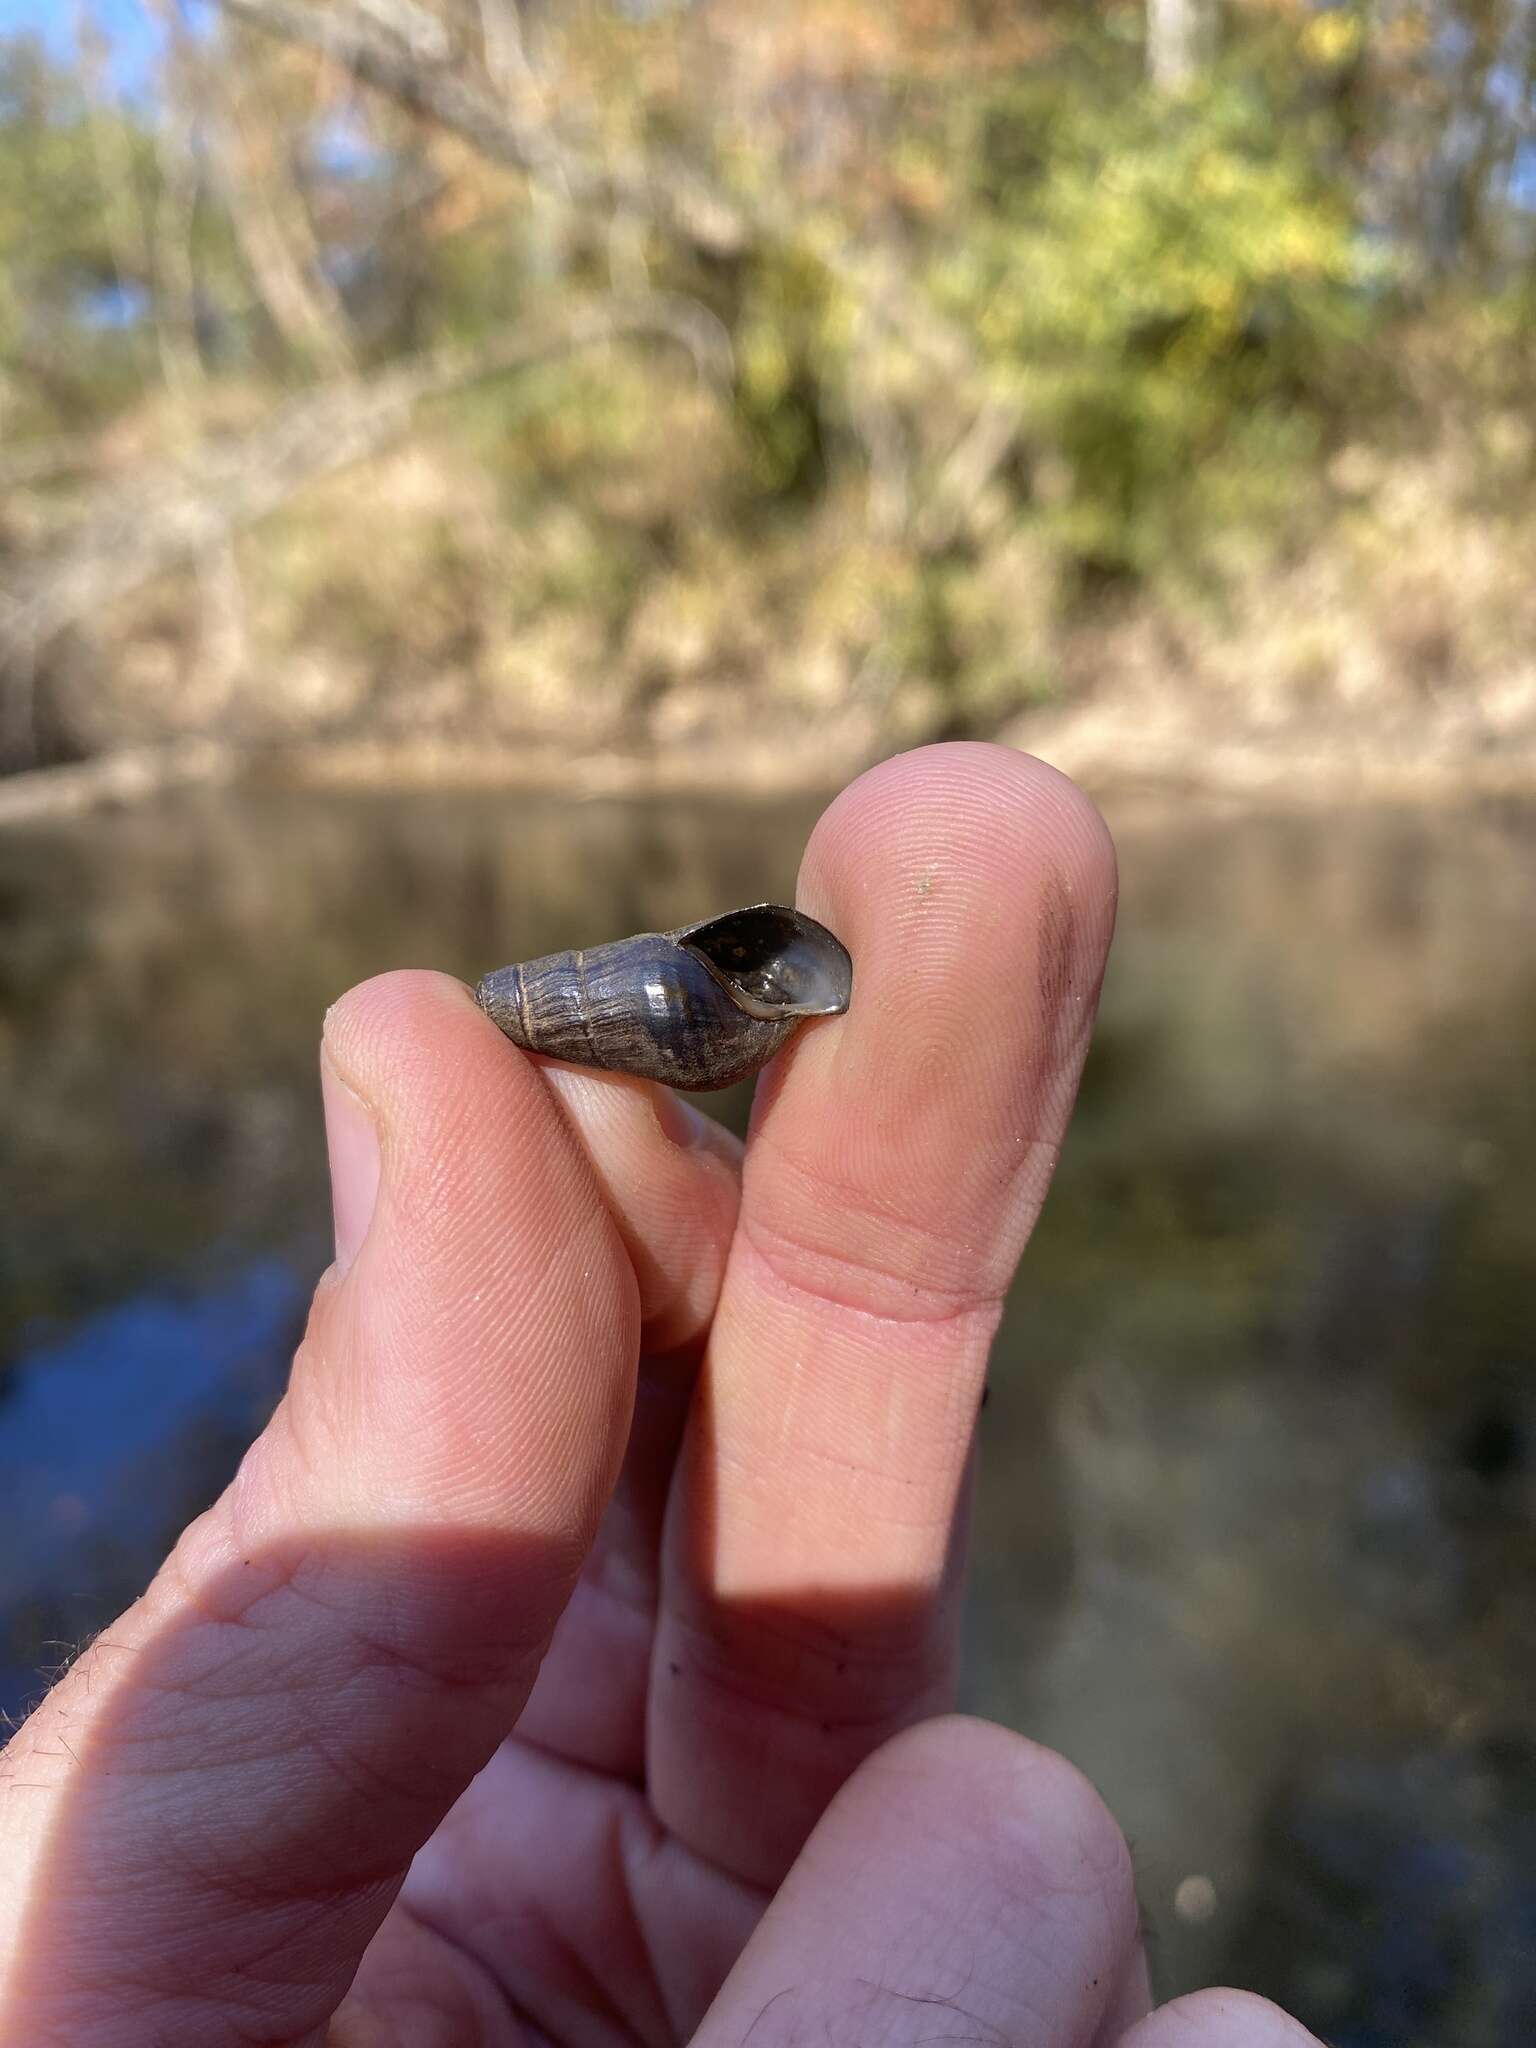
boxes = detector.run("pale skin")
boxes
[0,745,1323,2048]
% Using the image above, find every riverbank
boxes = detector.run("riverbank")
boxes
[5,702,1536,830]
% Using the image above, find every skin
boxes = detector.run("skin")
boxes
[0,745,1323,2048]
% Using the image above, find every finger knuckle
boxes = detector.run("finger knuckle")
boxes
[739,1193,1006,1337]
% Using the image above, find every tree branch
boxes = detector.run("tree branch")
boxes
[213,0,1006,464]
[1,295,730,658]
[214,0,748,257]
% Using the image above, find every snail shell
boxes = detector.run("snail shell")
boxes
[475,903,852,1091]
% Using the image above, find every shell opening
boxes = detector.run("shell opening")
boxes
[677,905,852,1021]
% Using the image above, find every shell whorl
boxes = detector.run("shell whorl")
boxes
[475,904,851,1090]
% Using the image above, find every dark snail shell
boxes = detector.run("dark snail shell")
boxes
[475,904,852,1091]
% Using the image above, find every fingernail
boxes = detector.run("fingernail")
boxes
[321,1049,381,1277]
[652,1087,716,1150]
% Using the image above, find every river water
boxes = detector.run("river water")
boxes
[1,783,1532,2043]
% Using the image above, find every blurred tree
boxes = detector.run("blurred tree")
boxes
[1148,0,1216,89]
[0,0,1532,776]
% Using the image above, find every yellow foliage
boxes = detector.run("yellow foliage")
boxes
[1300,11,1363,67]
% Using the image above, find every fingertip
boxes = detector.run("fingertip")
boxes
[320,968,489,1116]
[322,963,475,1043]
[1113,1988,1326,2047]
[799,741,1118,936]
[859,1716,1138,1937]
[745,742,1118,1291]
[692,1714,1142,2048]
[792,743,1119,1080]
[318,967,596,1275]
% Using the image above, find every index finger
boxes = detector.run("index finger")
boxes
[650,743,1118,1882]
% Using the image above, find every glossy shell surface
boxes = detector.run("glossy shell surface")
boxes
[475,903,851,1090]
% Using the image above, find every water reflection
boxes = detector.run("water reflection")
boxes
[1,785,1533,2038]
[0,1260,309,1713]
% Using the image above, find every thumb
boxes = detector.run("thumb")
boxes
[0,971,638,2047]
[693,1718,1146,2048]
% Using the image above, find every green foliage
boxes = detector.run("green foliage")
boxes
[732,239,846,499]
[934,62,1381,579]
[3,2,1534,760]
[0,39,159,403]
[884,546,1062,728]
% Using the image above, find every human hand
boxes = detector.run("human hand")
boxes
[0,744,1320,2048]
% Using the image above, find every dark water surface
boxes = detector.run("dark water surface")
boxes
[2,785,1533,2043]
